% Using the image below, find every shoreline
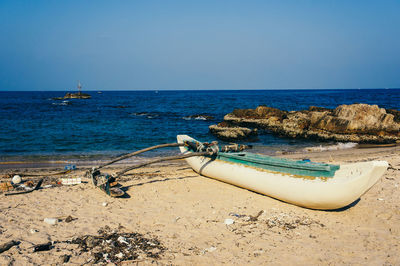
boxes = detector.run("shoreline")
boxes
[3,133,390,165]
[0,145,399,264]
[0,144,398,170]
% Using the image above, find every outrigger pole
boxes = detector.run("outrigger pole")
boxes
[88,140,251,197]
[96,143,186,170]
[91,141,251,178]
[114,151,209,178]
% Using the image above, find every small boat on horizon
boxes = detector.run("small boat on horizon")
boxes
[177,135,388,210]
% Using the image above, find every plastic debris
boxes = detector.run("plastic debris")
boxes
[64,164,76,170]
[12,175,22,184]
[44,218,58,225]
[5,178,43,196]
[5,179,43,196]
[0,182,13,192]
[224,218,235,225]
[20,184,37,191]
[24,180,34,187]
[70,226,166,263]
[229,213,246,218]
[117,236,129,245]
[61,178,81,185]
[205,246,217,252]
[102,202,108,207]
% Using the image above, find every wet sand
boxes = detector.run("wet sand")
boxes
[0,146,399,265]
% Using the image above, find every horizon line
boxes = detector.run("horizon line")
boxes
[1,87,399,92]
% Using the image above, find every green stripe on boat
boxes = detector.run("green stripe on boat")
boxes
[216,152,340,178]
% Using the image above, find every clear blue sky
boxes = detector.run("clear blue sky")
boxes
[0,0,399,90]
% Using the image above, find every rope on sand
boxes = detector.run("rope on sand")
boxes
[6,170,72,177]
[388,163,400,171]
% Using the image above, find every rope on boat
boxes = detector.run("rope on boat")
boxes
[88,140,251,181]
[96,143,186,170]
[95,141,250,172]
[114,151,209,178]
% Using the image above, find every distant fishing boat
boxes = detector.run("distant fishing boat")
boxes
[177,135,388,210]
[53,81,91,100]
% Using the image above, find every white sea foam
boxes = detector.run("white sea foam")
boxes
[304,142,358,152]
[182,115,210,120]
[131,112,159,119]
[52,101,70,106]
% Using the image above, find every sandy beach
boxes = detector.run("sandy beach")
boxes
[2,0,400,264]
[0,146,399,265]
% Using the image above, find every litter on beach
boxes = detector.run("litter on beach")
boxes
[0,182,14,192]
[61,178,82,185]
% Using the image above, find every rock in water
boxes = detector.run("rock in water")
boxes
[209,122,258,141]
[211,104,400,143]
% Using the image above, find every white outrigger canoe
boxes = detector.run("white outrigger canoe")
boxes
[177,135,388,210]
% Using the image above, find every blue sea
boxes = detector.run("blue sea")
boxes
[1,89,399,162]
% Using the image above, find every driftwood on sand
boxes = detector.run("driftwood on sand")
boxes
[0,240,20,254]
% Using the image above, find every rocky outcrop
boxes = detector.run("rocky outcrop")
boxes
[209,104,400,143]
[53,92,91,100]
[387,109,400,123]
[209,122,258,141]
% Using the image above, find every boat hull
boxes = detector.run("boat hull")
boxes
[177,135,388,210]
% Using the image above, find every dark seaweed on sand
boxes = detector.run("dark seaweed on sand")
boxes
[71,226,166,263]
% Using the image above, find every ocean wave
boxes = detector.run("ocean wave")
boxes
[182,114,214,121]
[304,142,358,152]
[130,112,159,119]
[2,89,399,157]
[52,100,71,106]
